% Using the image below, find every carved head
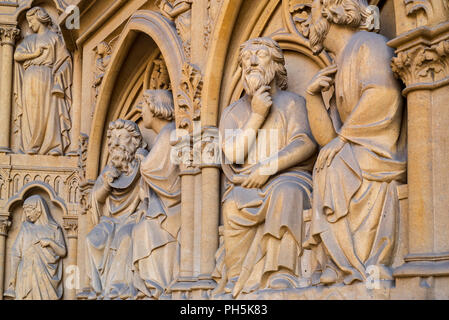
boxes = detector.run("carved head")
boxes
[309,0,380,54]
[107,119,143,173]
[26,7,52,33]
[23,195,57,228]
[96,41,112,58]
[141,90,174,130]
[239,37,288,96]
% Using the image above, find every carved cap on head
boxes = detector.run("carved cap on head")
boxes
[239,37,288,91]
[319,0,380,32]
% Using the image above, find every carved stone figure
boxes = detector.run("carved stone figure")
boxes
[13,7,72,156]
[133,89,181,299]
[93,41,112,102]
[79,119,147,300]
[302,0,406,285]
[4,195,67,300]
[158,0,192,59]
[216,37,317,297]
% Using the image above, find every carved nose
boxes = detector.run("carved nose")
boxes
[250,55,258,66]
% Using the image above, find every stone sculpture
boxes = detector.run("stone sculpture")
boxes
[79,119,147,300]
[13,6,72,156]
[216,37,317,297]
[302,0,407,285]
[133,89,181,299]
[93,41,112,103]
[4,195,66,300]
[158,0,192,59]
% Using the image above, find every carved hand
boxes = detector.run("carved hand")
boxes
[103,167,120,184]
[251,85,272,119]
[241,164,271,189]
[306,64,338,95]
[39,238,52,248]
[315,136,346,172]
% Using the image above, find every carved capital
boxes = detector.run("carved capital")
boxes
[0,218,11,237]
[0,25,20,46]
[63,217,78,239]
[176,63,203,132]
[200,126,220,168]
[392,39,449,91]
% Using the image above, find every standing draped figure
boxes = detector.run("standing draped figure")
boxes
[4,195,67,300]
[13,6,72,156]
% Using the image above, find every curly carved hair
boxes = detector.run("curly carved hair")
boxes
[320,0,380,32]
[107,119,143,152]
[238,37,288,91]
[26,7,53,26]
[142,89,174,121]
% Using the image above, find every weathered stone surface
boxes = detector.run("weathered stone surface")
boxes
[0,0,447,300]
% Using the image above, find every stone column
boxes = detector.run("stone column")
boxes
[67,50,83,156]
[389,1,449,299]
[197,126,220,295]
[0,25,20,153]
[63,217,78,300]
[170,135,201,299]
[0,218,11,300]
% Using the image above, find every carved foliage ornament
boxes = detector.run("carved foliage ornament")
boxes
[176,62,203,131]
[392,39,449,87]
[0,26,20,45]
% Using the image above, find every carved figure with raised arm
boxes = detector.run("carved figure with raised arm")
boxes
[78,119,147,300]
[132,89,181,299]
[302,0,406,285]
[13,7,72,156]
[216,37,317,297]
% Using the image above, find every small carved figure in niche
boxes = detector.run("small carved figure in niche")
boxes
[13,7,72,156]
[4,195,67,300]
[158,0,192,58]
[133,89,181,299]
[93,41,112,102]
[149,56,171,90]
[216,38,317,297]
[78,119,147,300]
[302,0,406,285]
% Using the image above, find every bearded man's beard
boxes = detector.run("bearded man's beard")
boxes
[309,15,330,55]
[243,64,276,96]
[109,144,135,174]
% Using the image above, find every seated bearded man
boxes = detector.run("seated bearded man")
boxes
[80,119,147,300]
[217,37,317,297]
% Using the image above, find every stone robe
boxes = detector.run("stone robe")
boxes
[217,91,316,294]
[86,162,141,299]
[306,31,407,283]
[14,29,72,155]
[132,122,181,298]
[8,197,66,300]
